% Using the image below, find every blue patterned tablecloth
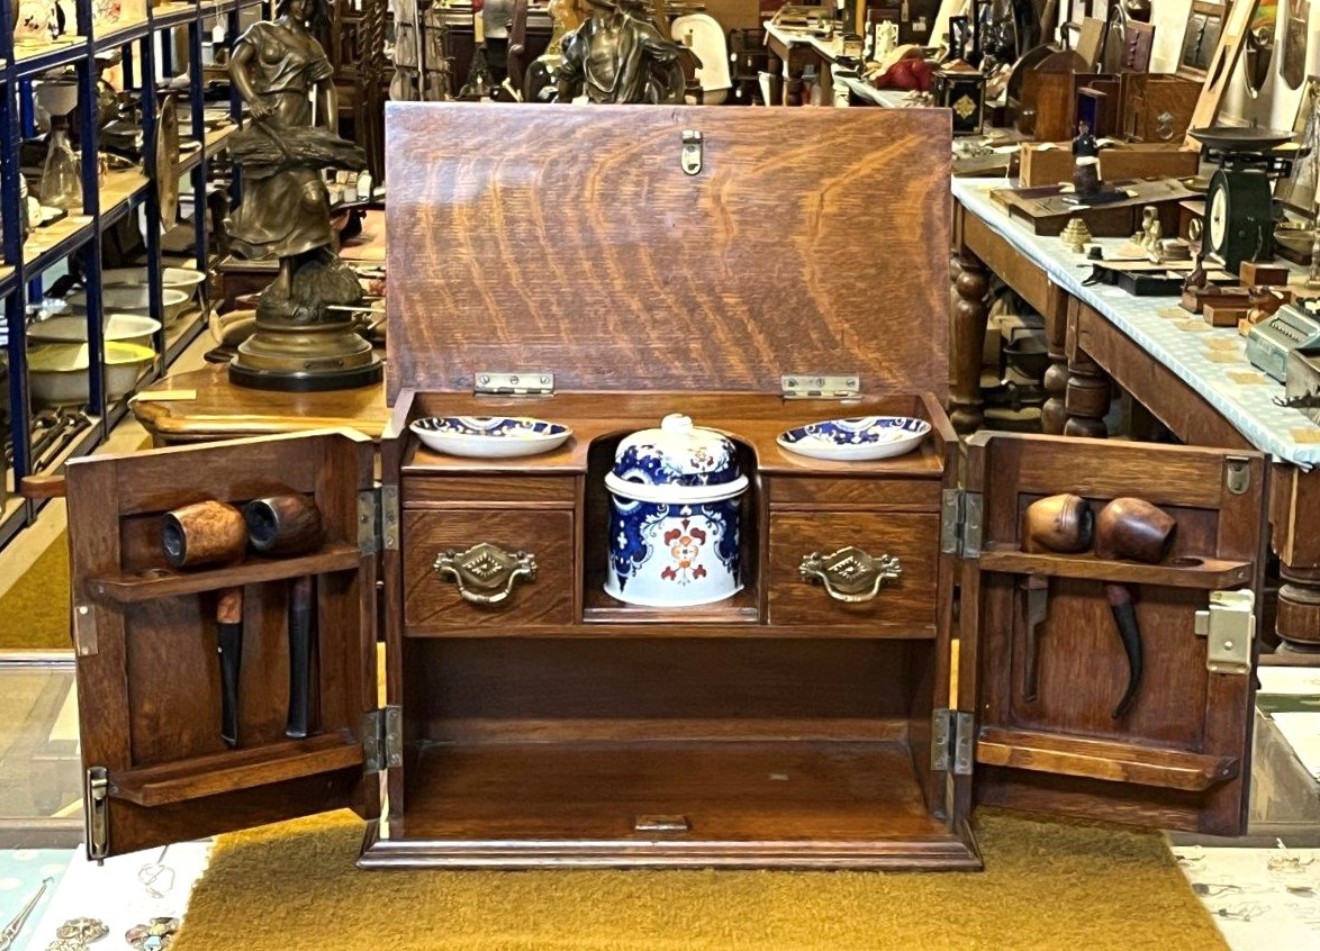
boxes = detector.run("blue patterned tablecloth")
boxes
[952,178,1320,469]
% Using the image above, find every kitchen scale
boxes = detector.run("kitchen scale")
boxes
[1189,126,1300,274]
[1247,300,1320,383]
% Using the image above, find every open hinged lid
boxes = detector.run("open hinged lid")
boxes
[385,104,951,402]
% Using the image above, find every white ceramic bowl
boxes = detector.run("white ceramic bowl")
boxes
[777,416,931,462]
[28,313,161,349]
[102,266,207,299]
[69,286,191,325]
[409,416,572,458]
[28,341,154,405]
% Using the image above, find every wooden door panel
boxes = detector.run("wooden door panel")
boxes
[67,431,378,860]
[963,433,1266,835]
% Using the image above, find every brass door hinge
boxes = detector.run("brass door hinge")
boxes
[358,485,399,555]
[1224,456,1251,495]
[474,372,555,396]
[931,708,974,776]
[940,489,983,557]
[780,374,861,400]
[86,766,109,863]
[363,706,402,774]
[1194,590,1255,675]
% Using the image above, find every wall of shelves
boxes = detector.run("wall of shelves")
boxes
[0,0,267,550]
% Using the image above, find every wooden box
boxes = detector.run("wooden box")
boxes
[1019,142,1202,189]
[63,107,1268,871]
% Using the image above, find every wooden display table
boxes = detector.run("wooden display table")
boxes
[132,366,390,445]
[951,178,1320,654]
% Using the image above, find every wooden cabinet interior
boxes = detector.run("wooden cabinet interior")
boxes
[63,106,1269,873]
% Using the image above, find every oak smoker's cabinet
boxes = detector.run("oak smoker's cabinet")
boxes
[66,106,1266,870]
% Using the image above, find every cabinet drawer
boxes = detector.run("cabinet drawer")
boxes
[404,510,575,630]
[768,512,939,632]
[404,476,577,505]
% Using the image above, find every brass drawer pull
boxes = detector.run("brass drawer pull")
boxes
[799,547,902,603]
[434,543,538,605]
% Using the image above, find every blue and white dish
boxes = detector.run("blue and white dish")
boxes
[410,416,572,459]
[777,416,931,462]
[604,414,747,607]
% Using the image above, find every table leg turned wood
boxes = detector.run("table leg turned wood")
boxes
[1041,298,1069,435]
[1063,352,1111,438]
[1278,571,1320,653]
[950,252,990,434]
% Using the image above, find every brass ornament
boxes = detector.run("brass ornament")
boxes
[435,543,538,605]
[1060,217,1093,253]
[799,547,902,603]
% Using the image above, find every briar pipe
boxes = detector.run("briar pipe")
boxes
[1095,498,1177,720]
[1019,495,1094,702]
[244,494,324,739]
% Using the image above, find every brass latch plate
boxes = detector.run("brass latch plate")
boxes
[1194,590,1255,675]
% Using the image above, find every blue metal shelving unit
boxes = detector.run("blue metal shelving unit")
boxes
[1,0,254,550]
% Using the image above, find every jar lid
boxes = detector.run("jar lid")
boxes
[610,414,743,490]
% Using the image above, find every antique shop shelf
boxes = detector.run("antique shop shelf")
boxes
[976,547,1253,589]
[87,542,362,603]
[975,727,1240,792]
[109,731,365,807]
[13,36,87,79]
[152,2,202,28]
[163,306,209,364]
[94,17,151,51]
[24,215,96,275]
[203,122,237,157]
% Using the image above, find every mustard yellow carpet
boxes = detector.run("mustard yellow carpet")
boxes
[172,810,1227,951]
[0,531,69,650]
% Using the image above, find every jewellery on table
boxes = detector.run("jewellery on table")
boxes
[47,940,89,951]
[56,918,108,943]
[1191,882,1243,897]
[1267,838,1315,875]
[138,845,175,899]
[1212,902,1268,922]
[0,876,53,951]
[125,917,179,951]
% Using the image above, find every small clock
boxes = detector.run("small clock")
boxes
[1202,168,1275,273]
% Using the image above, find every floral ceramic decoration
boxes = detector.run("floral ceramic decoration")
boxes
[777,416,931,462]
[604,414,747,607]
[15,0,59,44]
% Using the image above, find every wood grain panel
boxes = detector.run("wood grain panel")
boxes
[768,513,939,632]
[385,104,951,401]
[403,510,575,630]
[404,476,577,506]
[767,477,942,509]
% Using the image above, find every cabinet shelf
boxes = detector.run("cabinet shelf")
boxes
[88,542,362,603]
[110,731,364,807]
[975,727,1239,792]
[94,18,151,51]
[13,36,86,78]
[977,547,1252,589]
[582,586,761,625]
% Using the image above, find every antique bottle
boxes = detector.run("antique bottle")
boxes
[40,120,81,211]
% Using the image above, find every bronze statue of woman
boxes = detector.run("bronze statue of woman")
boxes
[225,0,380,390]
[227,0,365,314]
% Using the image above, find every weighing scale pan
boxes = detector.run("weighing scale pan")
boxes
[1188,126,1296,152]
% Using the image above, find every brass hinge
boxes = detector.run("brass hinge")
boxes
[358,485,399,555]
[940,489,982,557]
[780,374,861,400]
[474,372,555,396]
[931,708,974,776]
[72,604,98,657]
[363,706,402,774]
[86,766,109,863]
[1194,590,1255,675]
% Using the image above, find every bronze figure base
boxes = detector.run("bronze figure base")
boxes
[229,322,382,392]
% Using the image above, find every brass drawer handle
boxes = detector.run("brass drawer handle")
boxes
[800,547,902,603]
[434,543,538,605]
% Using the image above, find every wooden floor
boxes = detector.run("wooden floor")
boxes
[362,740,979,869]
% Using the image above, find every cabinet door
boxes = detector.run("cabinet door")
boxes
[67,430,380,860]
[961,433,1265,836]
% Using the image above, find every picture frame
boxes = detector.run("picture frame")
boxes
[1276,78,1320,218]
[1177,1,1229,80]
